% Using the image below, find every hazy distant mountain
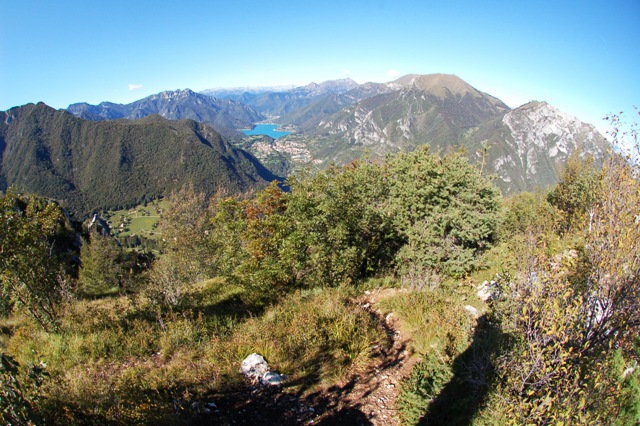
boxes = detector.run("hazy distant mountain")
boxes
[269,74,609,193]
[273,82,395,130]
[68,89,263,136]
[201,84,297,101]
[1,103,277,217]
[240,78,360,117]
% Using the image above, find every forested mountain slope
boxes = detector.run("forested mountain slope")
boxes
[0,103,277,217]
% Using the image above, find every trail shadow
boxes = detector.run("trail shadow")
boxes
[315,407,373,425]
[418,315,503,425]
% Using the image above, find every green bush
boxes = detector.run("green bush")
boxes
[385,148,501,279]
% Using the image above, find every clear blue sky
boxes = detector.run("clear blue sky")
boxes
[1,0,638,135]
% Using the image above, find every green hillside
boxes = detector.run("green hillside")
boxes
[0,103,279,217]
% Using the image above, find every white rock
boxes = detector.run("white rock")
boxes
[477,280,497,301]
[623,366,635,379]
[240,353,283,387]
[261,371,284,386]
[240,353,270,380]
[464,305,480,317]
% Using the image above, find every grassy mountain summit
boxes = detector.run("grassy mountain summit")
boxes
[390,73,503,102]
[0,103,278,217]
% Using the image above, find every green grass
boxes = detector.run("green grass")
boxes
[1,278,384,424]
[104,199,168,240]
[378,283,474,358]
[377,283,478,425]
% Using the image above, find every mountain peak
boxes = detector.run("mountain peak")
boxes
[298,78,360,95]
[157,88,198,99]
[392,73,480,98]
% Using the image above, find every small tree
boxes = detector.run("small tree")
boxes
[0,189,70,332]
[147,184,216,308]
[490,152,640,423]
[284,161,398,288]
[547,153,604,232]
[78,231,126,296]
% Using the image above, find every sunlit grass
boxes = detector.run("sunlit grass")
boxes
[1,278,385,423]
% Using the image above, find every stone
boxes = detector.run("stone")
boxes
[477,280,498,301]
[261,371,284,386]
[240,353,283,387]
[464,305,480,317]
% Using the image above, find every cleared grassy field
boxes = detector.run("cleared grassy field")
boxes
[105,199,168,239]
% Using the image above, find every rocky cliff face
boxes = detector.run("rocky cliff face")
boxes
[484,101,608,193]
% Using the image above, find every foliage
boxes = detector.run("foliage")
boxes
[0,352,40,426]
[146,185,217,308]
[197,162,399,303]
[0,189,73,332]
[398,352,453,425]
[488,154,640,424]
[78,231,127,296]
[144,147,499,314]
[547,153,604,231]
[500,190,559,239]
[605,107,640,164]
[385,148,501,279]
[284,160,399,287]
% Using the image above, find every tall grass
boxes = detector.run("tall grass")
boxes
[211,286,384,391]
[2,279,383,423]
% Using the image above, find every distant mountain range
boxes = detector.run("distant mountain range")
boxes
[0,103,277,217]
[68,89,264,138]
[231,78,361,118]
[208,74,608,194]
[0,73,611,214]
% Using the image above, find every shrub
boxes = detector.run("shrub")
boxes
[0,189,74,332]
[488,157,640,423]
[384,148,501,279]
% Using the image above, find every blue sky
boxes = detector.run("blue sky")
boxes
[1,0,638,135]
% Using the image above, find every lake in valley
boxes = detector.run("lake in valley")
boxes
[241,124,292,139]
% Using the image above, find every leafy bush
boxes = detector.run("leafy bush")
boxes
[0,189,75,332]
[547,154,604,232]
[283,161,399,288]
[78,231,127,296]
[385,148,501,279]
[487,155,640,424]
[398,353,453,425]
[0,352,43,426]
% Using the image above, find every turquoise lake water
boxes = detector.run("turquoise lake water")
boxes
[241,124,292,139]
